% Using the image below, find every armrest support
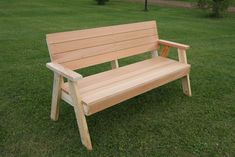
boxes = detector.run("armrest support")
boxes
[158,39,190,50]
[46,62,83,81]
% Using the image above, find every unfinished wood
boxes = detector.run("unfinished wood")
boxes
[160,45,170,57]
[159,39,189,50]
[46,62,83,81]
[53,36,158,63]
[85,66,189,115]
[49,28,157,54]
[50,73,63,121]
[83,62,189,106]
[181,75,192,96]
[61,90,73,106]
[47,21,157,44]
[69,81,92,150]
[46,21,192,150]
[46,21,158,70]
[61,57,190,115]
[178,48,188,64]
[61,57,172,93]
[178,48,192,96]
[62,43,157,70]
[151,50,158,58]
[111,60,119,69]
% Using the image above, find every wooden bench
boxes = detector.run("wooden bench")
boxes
[46,21,192,150]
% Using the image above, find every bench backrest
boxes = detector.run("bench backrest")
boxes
[46,21,158,70]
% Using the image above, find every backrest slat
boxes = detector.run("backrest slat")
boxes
[47,21,159,70]
[50,28,157,54]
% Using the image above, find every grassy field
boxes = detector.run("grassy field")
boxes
[1,0,235,156]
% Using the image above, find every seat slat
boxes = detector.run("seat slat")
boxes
[85,65,189,115]
[47,21,156,44]
[77,59,173,94]
[50,28,157,54]
[62,57,171,92]
[61,57,190,115]
[83,62,189,104]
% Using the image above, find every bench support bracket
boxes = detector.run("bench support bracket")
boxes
[161,45,170,57]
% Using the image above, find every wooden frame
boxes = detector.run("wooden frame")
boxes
[46,21,192,150]
[158,39,192,96]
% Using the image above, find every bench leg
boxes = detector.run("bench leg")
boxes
[50,73,63,121]
[181,74,192,96]
[69,81,93,150]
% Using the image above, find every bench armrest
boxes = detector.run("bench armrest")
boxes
[46,62,83,81]
[158,39,190,50]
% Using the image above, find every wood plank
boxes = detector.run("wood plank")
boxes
[49,28,157,54]
[61,90,73,106]
[61,57,171,92]
[62,43,157,70]
[151,50,159,58]
[50,73,63,121]
[85,65,190,115]
[53,36,157,63]
[160,45,170,57]
[47,21,157,44]
[159,39,189,50]
[83,62,190,105]
[181,74,192,96]
[46,62,83,81]
[78,60,173,94]
[111,60,119,69]
[68,81,92,150]
[178,48,192,96]
[178,48,188,64]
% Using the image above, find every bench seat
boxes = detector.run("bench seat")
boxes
[61,56,190,115]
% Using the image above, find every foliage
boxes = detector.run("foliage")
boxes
[95,0,109,5]
[197,0,230,17]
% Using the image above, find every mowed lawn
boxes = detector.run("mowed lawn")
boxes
[1,0,235,156]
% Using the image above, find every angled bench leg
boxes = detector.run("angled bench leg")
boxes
[68,81,93,150]
[178,48,192,97]
[50,73,63,121]
[181,74,192,96]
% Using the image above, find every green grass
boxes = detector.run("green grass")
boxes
[1,0,235,156]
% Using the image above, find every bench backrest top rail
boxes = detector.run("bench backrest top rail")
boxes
[46,21,158,70]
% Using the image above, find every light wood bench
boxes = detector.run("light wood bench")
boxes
[46,21,192,150]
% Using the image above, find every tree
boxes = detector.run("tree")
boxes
[96,0,109,5]
[144,0,148,11]
[197,0,230,17]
